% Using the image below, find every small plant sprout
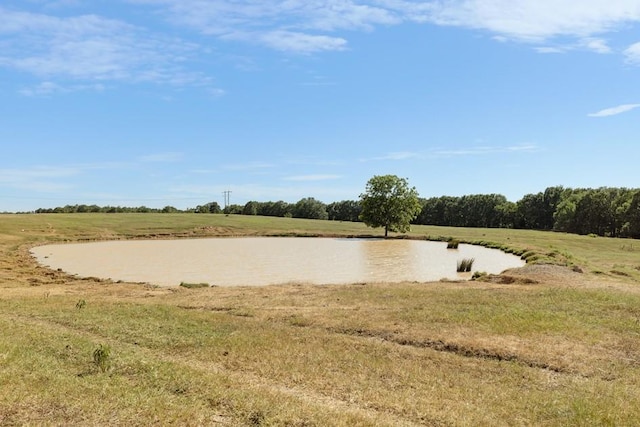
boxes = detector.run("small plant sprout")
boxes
[76,299,86,309]
[93,344,111,373]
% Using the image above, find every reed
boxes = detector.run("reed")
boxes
[457,257,475,272]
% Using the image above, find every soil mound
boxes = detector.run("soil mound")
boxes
[499,263,583,284]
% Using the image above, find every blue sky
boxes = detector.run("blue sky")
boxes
[1,1,639,212]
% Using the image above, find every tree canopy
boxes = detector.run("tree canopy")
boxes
[359,175,421,237]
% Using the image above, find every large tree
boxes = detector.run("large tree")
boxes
[359,175,421,237]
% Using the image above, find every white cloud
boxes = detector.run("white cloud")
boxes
[624,42,640,64]
[4,0,640,91]
[127,0,640,60]
[582,37,612,54]
[0,6,213,89]
[416,0,640,42]
[588,103,640,117]
[130,0,399,34]
[257,31,347,53]
[534,46,567,54]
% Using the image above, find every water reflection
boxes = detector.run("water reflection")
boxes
[31,237,525,287]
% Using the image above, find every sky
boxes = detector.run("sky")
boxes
[1,1,640,212]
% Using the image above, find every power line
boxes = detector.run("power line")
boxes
[222,190,232,208]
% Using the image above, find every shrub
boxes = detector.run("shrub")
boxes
[457,258,475,272]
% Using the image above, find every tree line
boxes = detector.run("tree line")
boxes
[206,186,640,238]
[32,185,640,239]
[417,186,640,238]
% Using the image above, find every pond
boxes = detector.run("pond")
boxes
[31,237,525,287]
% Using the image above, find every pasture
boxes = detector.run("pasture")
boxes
[1,213,639,425]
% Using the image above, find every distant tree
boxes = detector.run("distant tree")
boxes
[258,200,293,217]
[327,200,362,222]
[359,175,421,237]
[223,204,243,215]
[292,197,328,220]
[242,201,260,216]
[415,196,459,226]
[196,202,221,214]
[553,190,586,233]
[495,200,518,228]
[623,190,640,238]
[161,205,178,213]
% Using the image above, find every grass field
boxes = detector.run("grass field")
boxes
[1,213,640,426]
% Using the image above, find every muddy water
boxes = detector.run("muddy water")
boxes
[31,237,525,287]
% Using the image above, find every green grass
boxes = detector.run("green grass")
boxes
[179,282,210,289]
[1,213,640,425]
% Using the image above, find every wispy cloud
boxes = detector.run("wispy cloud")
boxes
[432,144,539,157]
[582,38,612,54]
[360,145,538,162]
[129,0,640,64]
[417,1,640,43]
[283,174,341,182]
[18,81,106,97]
[360,151,421,162]
[588,103,640,117]
[132,0,398,51]
[534,37,611,55]
[624,42,640,65]
[257,31,347,53]
[222,161,275,171]
[0,6,213,91]
[4,0,640,95]
[534,46,567,54]
[0,165,82,192]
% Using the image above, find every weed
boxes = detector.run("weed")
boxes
[93,344,111,373]
[446,239,460,249]
[76,299,86,309]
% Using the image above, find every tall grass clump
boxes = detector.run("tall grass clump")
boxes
[457,258,475,272]
[446,238,460,249]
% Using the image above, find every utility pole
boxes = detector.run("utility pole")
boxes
[223,190,232,209]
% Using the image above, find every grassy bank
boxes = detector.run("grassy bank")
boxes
[1,213,640,425]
